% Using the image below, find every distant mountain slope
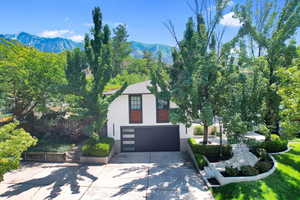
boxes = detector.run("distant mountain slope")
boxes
[0,32,82,53]
[0,32,173,63]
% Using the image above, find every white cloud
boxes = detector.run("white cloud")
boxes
[68,35,84,42]
[39,29,73,38]
[220,12,242,27]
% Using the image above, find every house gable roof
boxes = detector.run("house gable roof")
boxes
[104,80,152,95]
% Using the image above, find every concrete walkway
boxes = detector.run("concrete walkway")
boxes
[0,152,214,200]
[210,144,258,171]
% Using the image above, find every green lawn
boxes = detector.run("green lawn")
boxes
[27,137,75,153]
[212,142,300,200]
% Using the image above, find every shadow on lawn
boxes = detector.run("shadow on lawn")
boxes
[0,165,98,200]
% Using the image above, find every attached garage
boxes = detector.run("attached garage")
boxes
[121,125,180,152]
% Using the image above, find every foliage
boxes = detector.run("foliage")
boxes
[0,121,37,181]
[240,165,259,176]
[193,125,204,135]
[81,134,114,157]
[277,48,300,137]
[194,153,207,170]
[65,7,127,135]
[105,71,149,91]
[235,0,300,132]
[225,166,239,177]
[254,161,273,174]
[150,0,235,144]
[190,143,232,162]
[27,136,74,153]
[0,39,66,120]
[271,134,280,141]
[256,124,271,139]
[261,139,288,153]
[213,142,300,200]
[111,24,131,76]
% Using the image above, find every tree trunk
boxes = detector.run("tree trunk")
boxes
[203,122,208,145]
[219,120,223,158]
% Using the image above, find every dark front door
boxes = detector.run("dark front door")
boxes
[121,125,180,152]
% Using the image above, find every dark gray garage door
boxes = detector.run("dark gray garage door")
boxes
[121,125,180,152]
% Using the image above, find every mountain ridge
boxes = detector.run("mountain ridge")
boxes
[0,32,173,63]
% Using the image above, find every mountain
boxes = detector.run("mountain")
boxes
[0,32,82,53]
[0,32,173,63]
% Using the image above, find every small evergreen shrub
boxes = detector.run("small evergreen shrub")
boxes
[194,153,207,170]
[82,136,114,157]
[271,134,280,140]
[255,161,273,173]
[240,165,259,176]
[261,139,288,153]
[225,166,239,177]
[194,125,204,135]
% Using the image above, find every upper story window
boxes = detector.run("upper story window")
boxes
[156,98,169,123]
[129,95,142,123]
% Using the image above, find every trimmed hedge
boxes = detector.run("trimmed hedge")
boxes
[261,139,288,153]
[240,165,259,176]
[188,138,233,162]
[225,166,239,177]
[82,136,114,157]
[254,160,273,173]
[194,153,207,170]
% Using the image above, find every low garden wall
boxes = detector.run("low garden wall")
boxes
[23,152,66,162]
[79,143,115,164]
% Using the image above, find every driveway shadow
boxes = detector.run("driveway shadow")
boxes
[108,152,210,199]
[0,165,98,200]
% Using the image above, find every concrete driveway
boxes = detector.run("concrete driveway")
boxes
[0,152,213,200]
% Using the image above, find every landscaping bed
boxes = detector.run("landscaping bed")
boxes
[80,134,115,164]
[212,142,300,200]
[188,138,233,162]
[27,137,75,153]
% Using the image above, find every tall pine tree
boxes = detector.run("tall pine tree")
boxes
[65,7,127,135]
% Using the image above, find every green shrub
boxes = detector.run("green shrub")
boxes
[195,153,207,170]
[240,165,259,176]
[192,144,232,162]
[271,134,280,140]
[256,148,269,160]
[82,136,114,157]
[261,139,288,153]
[255,161,273,173]
[194,125,204,135]
[225,166,239,177]
[256,124,270,136]
[188,137,198,146]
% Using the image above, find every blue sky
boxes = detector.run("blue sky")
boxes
[0,0,299,46]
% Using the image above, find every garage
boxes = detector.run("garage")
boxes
[121,125,180,152]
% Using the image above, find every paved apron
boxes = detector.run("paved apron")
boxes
[0,152,214,200]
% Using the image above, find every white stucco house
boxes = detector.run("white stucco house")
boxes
[104,80,193,153]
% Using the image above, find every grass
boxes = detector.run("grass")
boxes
[27,137,75,153]
[212,142,300,200]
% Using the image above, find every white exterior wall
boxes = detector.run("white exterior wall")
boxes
[107,94,193,140]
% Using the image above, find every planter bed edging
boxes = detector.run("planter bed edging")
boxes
[269,145,292,155]
[213,154,277,186]
[79,143,115,164]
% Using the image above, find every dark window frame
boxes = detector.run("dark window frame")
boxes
[156,98,170,123]
[129,94,143,124]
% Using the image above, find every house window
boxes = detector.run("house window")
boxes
[129,95,142,123]
[157,98,169,123]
